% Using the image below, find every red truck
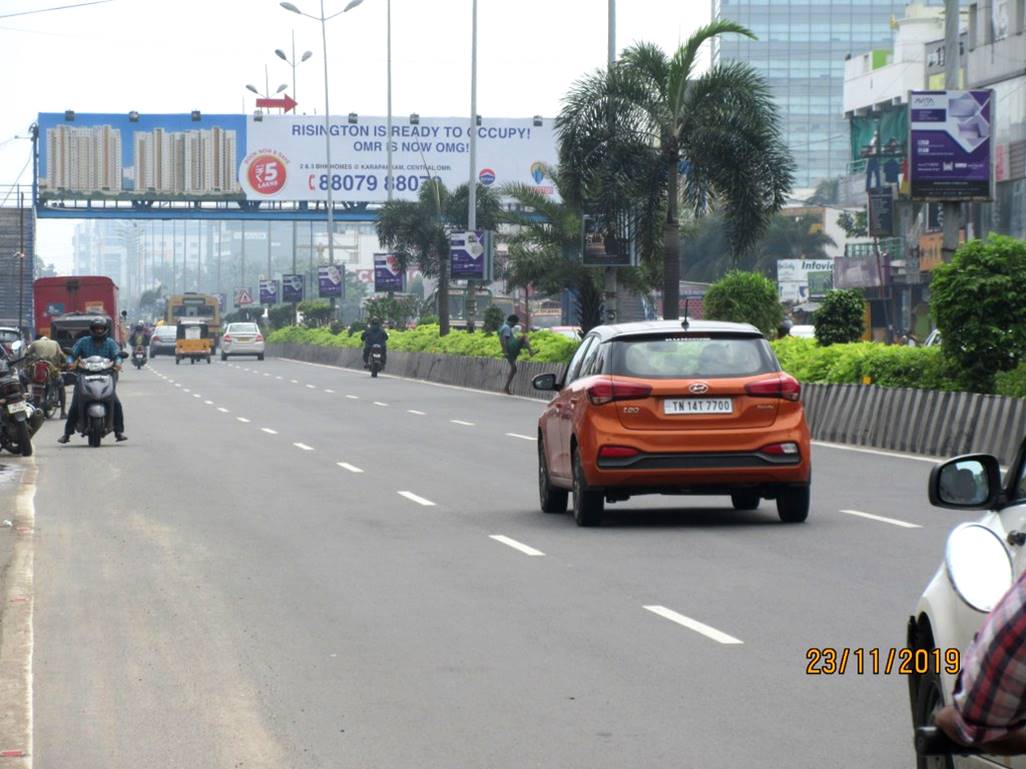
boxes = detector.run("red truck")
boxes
[33,276,125,345]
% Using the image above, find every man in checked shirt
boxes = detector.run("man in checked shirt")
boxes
[935,571,1026,754]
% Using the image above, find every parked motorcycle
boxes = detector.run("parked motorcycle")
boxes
[132,346,147,370]
[23,359,63,419]
[0,342,41,456]
[72,353,127,448]
[369,344,384,378]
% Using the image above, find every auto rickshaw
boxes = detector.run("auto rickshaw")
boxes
[175,320,212,365]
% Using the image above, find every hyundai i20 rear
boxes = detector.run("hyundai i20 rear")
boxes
[534,321,812,526]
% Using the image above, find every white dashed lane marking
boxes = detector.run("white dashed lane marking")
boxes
[506,433,537,441]
[337,462,364,473]
[407,410,426,415]
[217,407,229,413]
[450,420,475,426]
[397,491,435,507]
[839,509,922,529]
[489,535,545,557]
[237,417,251,423]
[261,428,278,435]
[643,606,743,645]
[293,443,314,451]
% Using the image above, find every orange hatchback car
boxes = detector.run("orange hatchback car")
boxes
[533,320,812,526]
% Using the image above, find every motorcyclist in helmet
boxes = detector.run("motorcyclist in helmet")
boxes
[58,317,127,443]
[128,321,150,351]
[361,318,388,369]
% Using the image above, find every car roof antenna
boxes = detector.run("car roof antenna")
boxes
[681,298,690,331]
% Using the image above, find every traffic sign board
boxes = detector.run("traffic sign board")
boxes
[234,288,253,306]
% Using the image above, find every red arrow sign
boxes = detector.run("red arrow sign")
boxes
[255,94,297,113]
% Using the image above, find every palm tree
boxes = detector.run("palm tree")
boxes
[376,181,501,336]
[558,22,794,319]
[500,174,604,332]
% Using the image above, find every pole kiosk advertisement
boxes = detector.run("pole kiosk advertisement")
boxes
[908,90,994,201]
[373,253,404,292]
[449,231,493,281]
[281,274,304,303]
[259,279,279,305]
[318,264,344,298]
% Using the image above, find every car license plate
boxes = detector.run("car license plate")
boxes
[6,401,26,414]
[663,398,733,415]
[236,337,253,342]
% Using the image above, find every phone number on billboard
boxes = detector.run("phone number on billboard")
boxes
[307,174,440,193]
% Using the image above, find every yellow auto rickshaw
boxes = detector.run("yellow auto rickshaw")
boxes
[175,320,212,365]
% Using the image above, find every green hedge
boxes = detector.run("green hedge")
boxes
[771,337,960,390]
[268,324,579,364]
[269,325,1024,398]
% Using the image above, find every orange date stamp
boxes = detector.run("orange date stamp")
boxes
[805,647,960,675]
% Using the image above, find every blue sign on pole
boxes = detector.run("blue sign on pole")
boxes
[909,90,993,201]
[450,230,491,280]
[374,253,404,292]
[259,279,279,305]
[318,264,343,298]
[282,273,304,303]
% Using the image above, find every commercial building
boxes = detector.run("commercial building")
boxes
[712,0,943,190]
[968,0,1026,238]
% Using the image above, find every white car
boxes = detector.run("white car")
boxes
[220,322,265,361]
[908,437,1026,767]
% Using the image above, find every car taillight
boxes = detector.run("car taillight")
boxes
[598,445,641,459]
[254,334,263,342]
[760,442,800,456]
[587,380,653,405]
[222,335,232,342]
[744,374,801,402]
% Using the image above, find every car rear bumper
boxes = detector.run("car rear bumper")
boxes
[223,342,265,354]
[577,411,811,491]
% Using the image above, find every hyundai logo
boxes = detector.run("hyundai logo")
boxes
[689,382,709,394]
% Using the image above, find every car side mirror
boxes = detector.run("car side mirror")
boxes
[9,340,23,358]
[929,454,1003,510]
[532,373,559,392]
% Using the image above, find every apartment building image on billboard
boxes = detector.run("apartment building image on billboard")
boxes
[133,127,240,196]
[36,113,247,202]
[43,124,123,195]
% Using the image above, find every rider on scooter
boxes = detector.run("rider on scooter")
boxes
[128,321,150,352]
[58,317,127,444]
[361,318,388,370]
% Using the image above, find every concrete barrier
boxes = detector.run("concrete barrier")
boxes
[269,343,1026,465]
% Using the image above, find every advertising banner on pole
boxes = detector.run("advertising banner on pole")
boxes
[234,287,253,306]
[581,214,637,267]
[243,116,557,203]
[373,253,404,292]
[868,189,895,237]
[259,279,279,305]
[450,231,493,281]
[908,90,993,201]
[281,273,304,303]
[318,264,344,298]
[216,293,227,312]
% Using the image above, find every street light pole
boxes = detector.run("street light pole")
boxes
[465,0,479,332]
[386,0,393,201]
[941,0,961,263]
[605,0,619,324]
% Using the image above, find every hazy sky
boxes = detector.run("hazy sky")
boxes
[2,0,711,272]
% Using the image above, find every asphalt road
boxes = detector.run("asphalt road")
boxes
[22,354,975,768]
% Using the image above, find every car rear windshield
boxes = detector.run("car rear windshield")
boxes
[155,327,176,338]
[229,324,259,333]
[609,334,778,379]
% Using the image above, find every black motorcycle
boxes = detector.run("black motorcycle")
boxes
[131,346,147,370]
[0,343,39,456]
[21,359,63,419]
[369,344,385,378]
[72,353,127,447]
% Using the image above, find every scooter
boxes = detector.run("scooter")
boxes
[0,342,41,456]
[132,346,147,370]
[369,344,384,378]
[73,353,127,448]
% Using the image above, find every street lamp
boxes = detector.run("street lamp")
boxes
[281,0,367,311]
[275,32,313,106]
[245,65,288,112]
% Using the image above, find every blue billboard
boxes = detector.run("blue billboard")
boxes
[37,112,247,203]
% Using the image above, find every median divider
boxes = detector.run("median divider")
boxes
[270,343,1026,464]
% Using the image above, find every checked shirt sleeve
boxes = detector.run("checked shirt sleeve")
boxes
[951,572,1026,745]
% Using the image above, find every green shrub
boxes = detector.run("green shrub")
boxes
[931,234,1026,392]
[267,304,295,331]
[814,289,864,346]
[482,305,504,335]
[771,337,959,390]
[996,362,1026,398]
[704,270,784,336]
[297,299,334,329]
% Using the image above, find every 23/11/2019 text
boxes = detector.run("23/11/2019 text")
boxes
[805,647,960,675]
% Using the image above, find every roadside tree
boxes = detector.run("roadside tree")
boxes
[703,270,783,336]
[814,289,864,346]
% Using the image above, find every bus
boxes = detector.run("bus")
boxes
[166,293,222,346]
